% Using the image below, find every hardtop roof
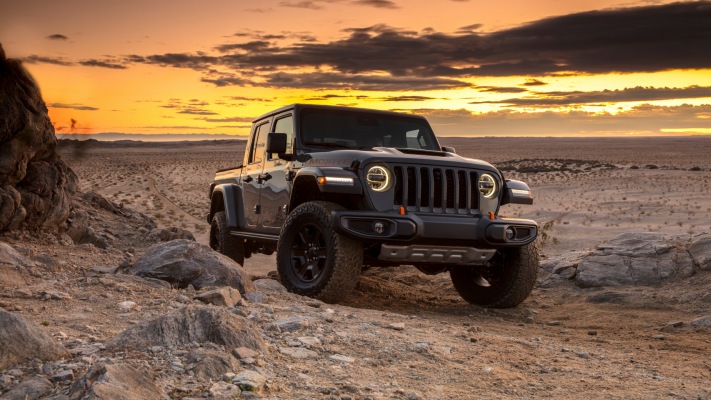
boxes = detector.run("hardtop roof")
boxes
[252,103,429,123]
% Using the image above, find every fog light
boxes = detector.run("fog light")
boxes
[373,222,385,234]
[505,227,515,241]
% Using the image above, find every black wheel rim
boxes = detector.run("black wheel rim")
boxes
[289,222,327,283]
[472,252,506,287]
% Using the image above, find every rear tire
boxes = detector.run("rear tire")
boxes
[450,243,538,308]
[277,201,363,303]
[210,211,245,266]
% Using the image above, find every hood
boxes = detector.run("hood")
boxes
[298,147,498,173]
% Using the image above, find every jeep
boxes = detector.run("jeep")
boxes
[208,104,538,307]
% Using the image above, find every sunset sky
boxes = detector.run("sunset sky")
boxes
[2,0,710,138]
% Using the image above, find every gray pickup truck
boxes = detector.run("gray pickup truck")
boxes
[208,104,538,307]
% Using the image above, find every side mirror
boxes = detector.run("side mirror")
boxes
[441,146,456,153]
[266,132,287,155]
[501,179,534,205]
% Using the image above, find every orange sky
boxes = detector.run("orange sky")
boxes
[2,0,710,138]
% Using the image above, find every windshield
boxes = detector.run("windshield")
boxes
[299,109,440,151]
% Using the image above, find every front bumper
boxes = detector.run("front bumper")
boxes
[333,210,538,249]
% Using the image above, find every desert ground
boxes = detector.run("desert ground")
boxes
[1,136,710,399]
[60,136,711,260]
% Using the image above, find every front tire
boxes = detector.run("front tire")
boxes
[210,211,245,266]
[277,201,363,303]
[450,243,538,308]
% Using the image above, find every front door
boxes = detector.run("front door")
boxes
[242,120,270,229]
[260,114,294,234]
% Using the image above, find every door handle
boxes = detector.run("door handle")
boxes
[257,173,272,183]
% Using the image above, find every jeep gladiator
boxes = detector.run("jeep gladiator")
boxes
[208,104,538,307]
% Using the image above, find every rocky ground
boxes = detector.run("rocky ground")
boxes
[1,207,711,399]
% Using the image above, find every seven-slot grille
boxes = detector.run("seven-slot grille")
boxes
[392,165,479,214]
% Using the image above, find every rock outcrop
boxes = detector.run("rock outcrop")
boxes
[127,239,254,292]
[689,233,711,270]
[541,232,706,288]
[68,363,167,400]
[105,305,266,352]
[0,242,35,287]
[0,309,69,370]
[0,43,78,232]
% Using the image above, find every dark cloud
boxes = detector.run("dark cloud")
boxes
[476,86,528,94]
[160,100,217,115]
[351,0,398,9]
[225,96,272,102]
[133,2,710,90]
[198,116,254,123]
[231,30,317,42]
[262,72,470,91]
[26,2,710,92]
[304,94,352,100]
[279,0,325,9]
[279,0,397,9]
[215,41,272,53]
[201,75,250,87]
[480,1,711,75]
[21,55,73,66]
[522,79,547,87]
[79,59,128,69]
[48,103,99,111]
[179,109,218,115]
[23,55,128,69]
[47,34,68,40]
[140,53,218,69]
[472,85,711,106]
[457,23,482,33]
[381,95,438,101]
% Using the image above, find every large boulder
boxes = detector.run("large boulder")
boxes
[127,239,254,293]
[68,363,167,400]
[0,241,35,287]
[542,232,697,288]
[0,43,78,232]
[0,309,69,370]
[0,376,53,400]
[689,233,711,271]
[105,305,266,352]
[187,349,241,380]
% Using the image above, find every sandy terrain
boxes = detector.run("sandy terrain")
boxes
[59,136,711,262]
[2,136,708,399]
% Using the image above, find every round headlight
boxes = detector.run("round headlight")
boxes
[366,165,392,192]
[479,173,497,198]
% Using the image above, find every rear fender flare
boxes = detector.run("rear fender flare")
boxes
[210,184,245,228]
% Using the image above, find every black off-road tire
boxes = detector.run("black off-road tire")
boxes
[450,243,538,308]
[276,201,363,303]
[210,211,245,266]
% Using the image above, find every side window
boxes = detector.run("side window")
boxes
[272,115,294,158]
[248,122,269,165]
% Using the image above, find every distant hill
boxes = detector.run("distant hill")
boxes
[55,132,247,142]
[58,137,246,149]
